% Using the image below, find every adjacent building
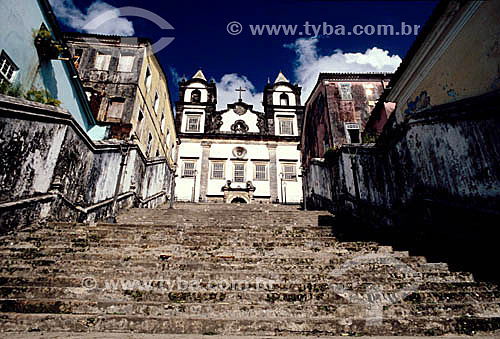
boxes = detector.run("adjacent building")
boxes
[300,73,391,166]
[0,0,106,139]
[64,33,177,164]
[175,70,304,204]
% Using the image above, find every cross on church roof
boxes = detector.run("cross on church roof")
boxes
[236,86,246,101]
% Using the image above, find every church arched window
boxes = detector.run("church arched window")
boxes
[280,93,289,106]
[191,89,201,103]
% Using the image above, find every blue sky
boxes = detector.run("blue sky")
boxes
[49,0,438,110]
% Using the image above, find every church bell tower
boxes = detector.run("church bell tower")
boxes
[175,69,217,134]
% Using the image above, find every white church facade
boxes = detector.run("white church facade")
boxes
[174,70,305,204]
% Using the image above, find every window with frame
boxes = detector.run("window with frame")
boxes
[346,123,360,144]
[233,163,245,182]
[282,164,296,181]
[182,161,196,177]
[279,118,293,135]
[95,52,111,71]
[211,162,225,180]
[0,50,18,84]
[186,115,201,132]
[339,83,352,100]
[117,55,134,72]
[255,163,268,181]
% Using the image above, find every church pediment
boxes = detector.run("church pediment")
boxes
[207,100,266,135]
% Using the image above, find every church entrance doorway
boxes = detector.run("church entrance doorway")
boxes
[231,197,247,204]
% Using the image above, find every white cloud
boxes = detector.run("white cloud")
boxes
[215,74,263,111]
[49,0,134,36]
[286,37,402,100]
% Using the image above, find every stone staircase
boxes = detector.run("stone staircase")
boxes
[0,203,499,336]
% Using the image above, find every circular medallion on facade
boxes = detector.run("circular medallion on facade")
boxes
[234,104,247,115]
[232,146,247,158]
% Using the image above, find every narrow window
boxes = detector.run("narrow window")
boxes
[233,163,245,182]
[146,133,153,157]
[144,66,152,91]
[136,108,144,140]
[280,93,289,106]
[211,162,225,180]
[154,91,160,113]
[95,52,111,71]
[182,161,196,177]
[255,163,268,181]
[160,112,165,133]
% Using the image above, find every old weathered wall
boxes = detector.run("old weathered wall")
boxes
[0,95,173,233]
[304,159,335,211]
[304,90,500,280]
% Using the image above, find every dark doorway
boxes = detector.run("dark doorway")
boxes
[231,197,247,204]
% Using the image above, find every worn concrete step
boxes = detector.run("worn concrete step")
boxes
[1,312,499,335]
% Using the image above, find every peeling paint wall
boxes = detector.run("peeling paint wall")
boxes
[391,1,500,123]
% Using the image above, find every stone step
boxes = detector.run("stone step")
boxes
[1,203,499,336]
[0,257,439,277]
[0,273,485,290]
[1,312,499,335]
[1,298,499,319]
[1,284,498,304]
[3,236,343,249]
[0,253,426,272]
[0,242,391,259]
[0,228,336,242]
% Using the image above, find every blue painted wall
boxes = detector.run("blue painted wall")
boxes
[0,0,106,139]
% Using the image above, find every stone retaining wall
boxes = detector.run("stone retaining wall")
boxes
[0,95,173,233]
